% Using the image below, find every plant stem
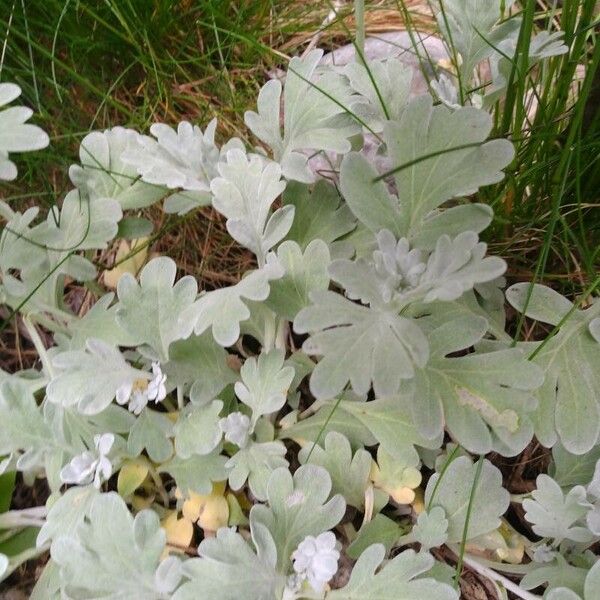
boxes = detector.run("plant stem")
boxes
[362,484,374,526]
[0,505,47,529]
[22,316,54,378]
[274,318,287,351]
[32,309,72,334]
[510,493,528,503]
[263,311,277,352]
[467,555,534,576]
[456,551,542,600]
[147,463,169,508]
[426,445,460,509]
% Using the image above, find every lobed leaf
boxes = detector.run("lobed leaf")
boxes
[298,431,371,509]
[266,239,331,321]
[507,285,600,454]
[174,524,285,600]
[51,492,182,598]
[251,464,345,571]
[295,291,429,399]
[235,349,295,427]
[70,127,165,210]
[116,256,197,362]
[327,545,458,599]
[424,456,509,543]
[180,262,283,347]
[245,50,358,182]
[406,316,542,455]
[211,150,291,261]
[48,339,147,415]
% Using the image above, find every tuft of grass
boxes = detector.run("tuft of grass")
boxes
[0,1,312,197]
[481,0,600,299]
[0,0,597,293]
[0,0,321,288]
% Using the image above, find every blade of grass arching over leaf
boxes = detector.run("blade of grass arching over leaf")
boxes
[0,252,73,334]
[2,195,91,252]
[373,140,502,182]
[304,395,345,463]
[471,21,532,114]
[425,445,460,510]
[286,63,383,141]
[321,0,390,120]
[528,275,600,362]
[454,455,484,589]
[0,191,55,202]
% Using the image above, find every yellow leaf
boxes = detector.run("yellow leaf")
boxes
[181,483,229,532]
[412,488,425,514]
[181,492,203,522]
[212,481,227,496]
[389,486,416,504]
[162,511,194,549]
[226,493,249,527]
[369,459,380,482]
[103,237,148,289]
[496,520,526,564]
[117,460,149,498]
[437,56,462,73]
[198,496,229,532]
[166,411,179,424]
[131,493,154,511]
[235,491,253,511]
[465,520,526,564]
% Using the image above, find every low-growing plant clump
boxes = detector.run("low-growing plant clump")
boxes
[0,1,599,598]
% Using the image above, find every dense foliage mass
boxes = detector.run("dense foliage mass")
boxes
[0,1,598,598]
